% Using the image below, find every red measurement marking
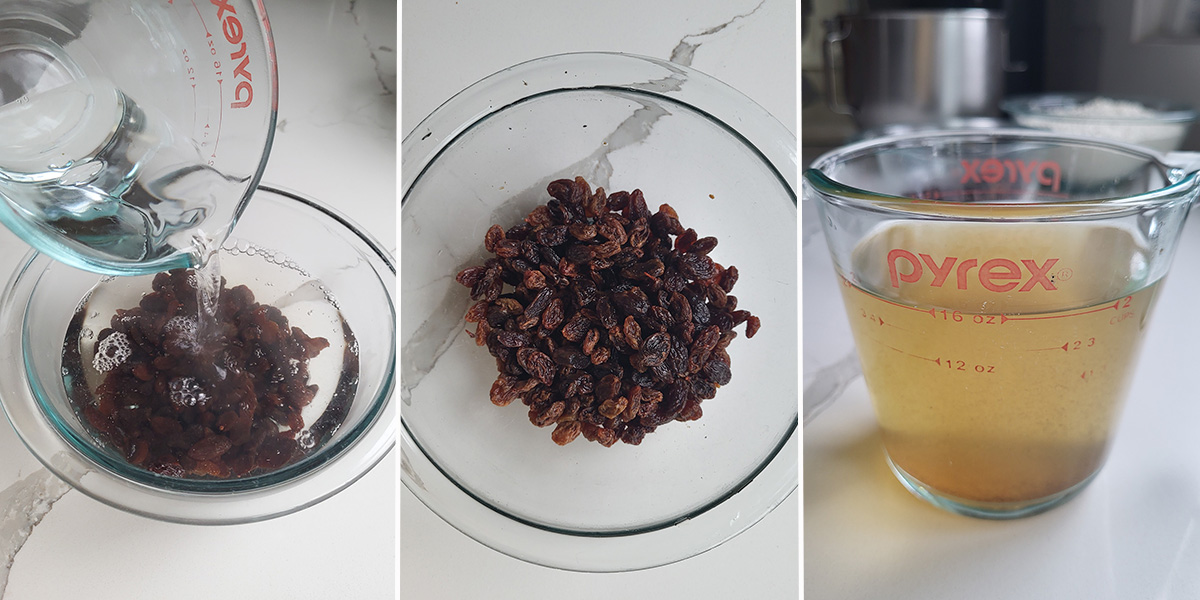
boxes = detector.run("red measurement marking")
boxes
[844,279,939,316]
[190,0,212,36]
[1004,298,1125,322]
[212,79,223,159]
[877,340,937,363]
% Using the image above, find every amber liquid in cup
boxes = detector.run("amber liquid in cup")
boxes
[839,221,1159,513]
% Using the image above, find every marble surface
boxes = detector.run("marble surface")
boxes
[804,157,1200,597]
[400,0,798,597]
[0,1,396,598]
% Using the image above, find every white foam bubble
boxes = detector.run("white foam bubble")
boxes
[164,315,202,355]
[168,376,208,408]
[92,332,130,372]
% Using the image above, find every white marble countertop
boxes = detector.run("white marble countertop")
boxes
[0,1,396,598]
[803,162,1200,598]
[400,0,797,597]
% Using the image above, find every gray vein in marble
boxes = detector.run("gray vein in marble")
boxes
[0,467,72,598]
[400,449,424,490]
[803,351,861,426]
[348,0,395,96]
[401,100,671,406]
[669,0,769,67]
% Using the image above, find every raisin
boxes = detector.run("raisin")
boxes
[523,349,558,385]
[613,288,649,315]
[675,228,698,252]
[552,346,590,369]
[536,225,568,247]
[721,266,739,293]
[541,298,565,330]
[551,421,583,445]
[523,288,554,320]
[569,223,598,240]
[582,328,600,355]
[703,358,732,386]
[524,270,546,289]
[622,315,642,351]
[597,374,621,402]
[589,346,611,365]
[690,237,718,255]
[598,396,628,419]
[456,266,487,288]
[483,225,505,253]
[746,315,761,339]
[547,179,573,201]
[490,376,519,406]
[597,297,618,329]
[561,313,590,342]
[678,252,717,280]
[496,330,531,348]
[529,401,565,427]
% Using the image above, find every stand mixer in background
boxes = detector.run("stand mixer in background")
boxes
[0,0,276,275]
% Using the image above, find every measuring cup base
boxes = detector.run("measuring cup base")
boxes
[885,455,1099,520]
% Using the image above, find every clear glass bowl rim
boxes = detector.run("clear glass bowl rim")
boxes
[805,128,1200,219]
[401,51,797,572]
[0,184,396,525]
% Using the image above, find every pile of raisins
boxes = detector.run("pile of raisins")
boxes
[456,177,759,447]
[64,269,357,479]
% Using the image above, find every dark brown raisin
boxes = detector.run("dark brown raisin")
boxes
[690,237,718,255]
[721,266,739,293]
[496,330,531,348]
[622,315,642,351]
[561,313,590,342]
[517,348,556,385]
[703,358,732,386]
[551,346,589,369]
[483,225,505,253]
[541,298,565,330]
[678,252,717,280]
[597,374,621,402]
[456,266,487,288]
[523,270,546,289]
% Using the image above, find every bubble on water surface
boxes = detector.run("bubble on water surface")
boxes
[92,331,131,372]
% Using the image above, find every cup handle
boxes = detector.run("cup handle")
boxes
[1166,151,1200,172]
[1166,151,1200,208]
[823,20,853,116]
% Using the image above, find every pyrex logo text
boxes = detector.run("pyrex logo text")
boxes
[961,159,1062,193]
[212,0,254,109]
[887,249,1060,293]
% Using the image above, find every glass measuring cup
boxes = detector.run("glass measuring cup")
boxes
[805,130,1199,518]
[0,0,277,275]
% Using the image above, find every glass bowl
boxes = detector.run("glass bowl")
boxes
[401,52,797,572]
[0,185,395,524]
[1002,93,1198,153]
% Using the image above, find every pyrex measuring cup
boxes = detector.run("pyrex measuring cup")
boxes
[0,0,277,275]
[805,130,1199,518]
